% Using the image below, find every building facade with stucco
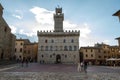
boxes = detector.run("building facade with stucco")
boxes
[37,7,80,64]
[15,39,30,59]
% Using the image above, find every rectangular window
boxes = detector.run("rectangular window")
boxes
[74,46,77,51]
[63,39,66,43]
[24,50,26,53]
[98,56,101,58]
[21,43,23,45]
[41,46,44,51]
[60,46,62,50]
[69,46,72,51]
[104,56,106,58]
[15,48,16,52]
[20,48,22,52]
[55,46,58,51]
[50,46,53,51]
[98,49,101,53]
[64,46,68,51]
[28,50,30,54]
[91,49,93,52]
[91,54,93,57]
[86,54,88,57]
[45,46,48,51]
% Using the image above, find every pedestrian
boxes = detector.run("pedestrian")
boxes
[84,61,88,73]
[77,61,81,72]
[80,62,84,71]
[21,57,25,67]
[25,57,29,67]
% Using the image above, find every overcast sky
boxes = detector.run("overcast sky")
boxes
[1,0,120,47]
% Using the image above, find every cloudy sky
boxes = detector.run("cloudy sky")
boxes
[1,0,120,47]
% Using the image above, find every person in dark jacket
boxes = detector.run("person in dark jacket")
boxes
[84,61,88,73]
[25,57,29,67]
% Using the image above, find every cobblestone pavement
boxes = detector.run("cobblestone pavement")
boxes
[0,63,120,80]
[0,72,120,80]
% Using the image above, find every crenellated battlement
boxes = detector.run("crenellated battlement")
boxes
[37,30,80,36]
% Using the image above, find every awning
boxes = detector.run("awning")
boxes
[106,58,120,61]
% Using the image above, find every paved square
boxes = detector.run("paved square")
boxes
[0,63,120,80]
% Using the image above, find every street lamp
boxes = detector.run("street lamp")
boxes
[113,10,120,22]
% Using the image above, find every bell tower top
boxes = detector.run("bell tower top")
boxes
[54,6,64,32]
[0,4,4,17]
[56,7,62,14]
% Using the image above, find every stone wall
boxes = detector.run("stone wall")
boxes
[38,34,79,63]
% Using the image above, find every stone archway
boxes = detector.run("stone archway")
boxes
[56,54,61,63]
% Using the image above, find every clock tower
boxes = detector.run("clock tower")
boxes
[54,7,64,32]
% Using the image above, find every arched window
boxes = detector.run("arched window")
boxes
[71,39,74,43]
[41,55,44,58]
[64,46,68,51]
[21,43,23,45]
[65,55,67,58]
[60,46,63,50]
[50,46,53,51]
[4,27,7,32]
[20,48,22,52]
[15,48,16,52]
[41,46,44,51]
[74,55,76,58]
[45,39,48,43]
[45,46,48,51]
[74,46,77,51]
[63,39,66,43]
[50,55,52,58]
[51,39,54,43]
[55,46,58,51]
[69,46,72,51]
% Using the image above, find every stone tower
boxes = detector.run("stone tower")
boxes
[54,7,64,32]
[37,7,80,64]
[0,4,3,17]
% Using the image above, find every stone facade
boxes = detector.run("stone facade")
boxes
[37,7,80,64]
[0,4,16,60]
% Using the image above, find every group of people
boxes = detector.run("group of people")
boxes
[77,61,88,73]
[21,57,29,67]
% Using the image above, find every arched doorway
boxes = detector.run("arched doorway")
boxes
[1,49,4,60]
[56,54,61,63]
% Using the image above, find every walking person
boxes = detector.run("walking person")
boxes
[77,61,81,72]
[21,57,25,67]
[80,62,84,71]
[84,61,88,73]
[25,57,29,67]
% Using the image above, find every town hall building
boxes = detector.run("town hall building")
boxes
[37,7,80,63]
